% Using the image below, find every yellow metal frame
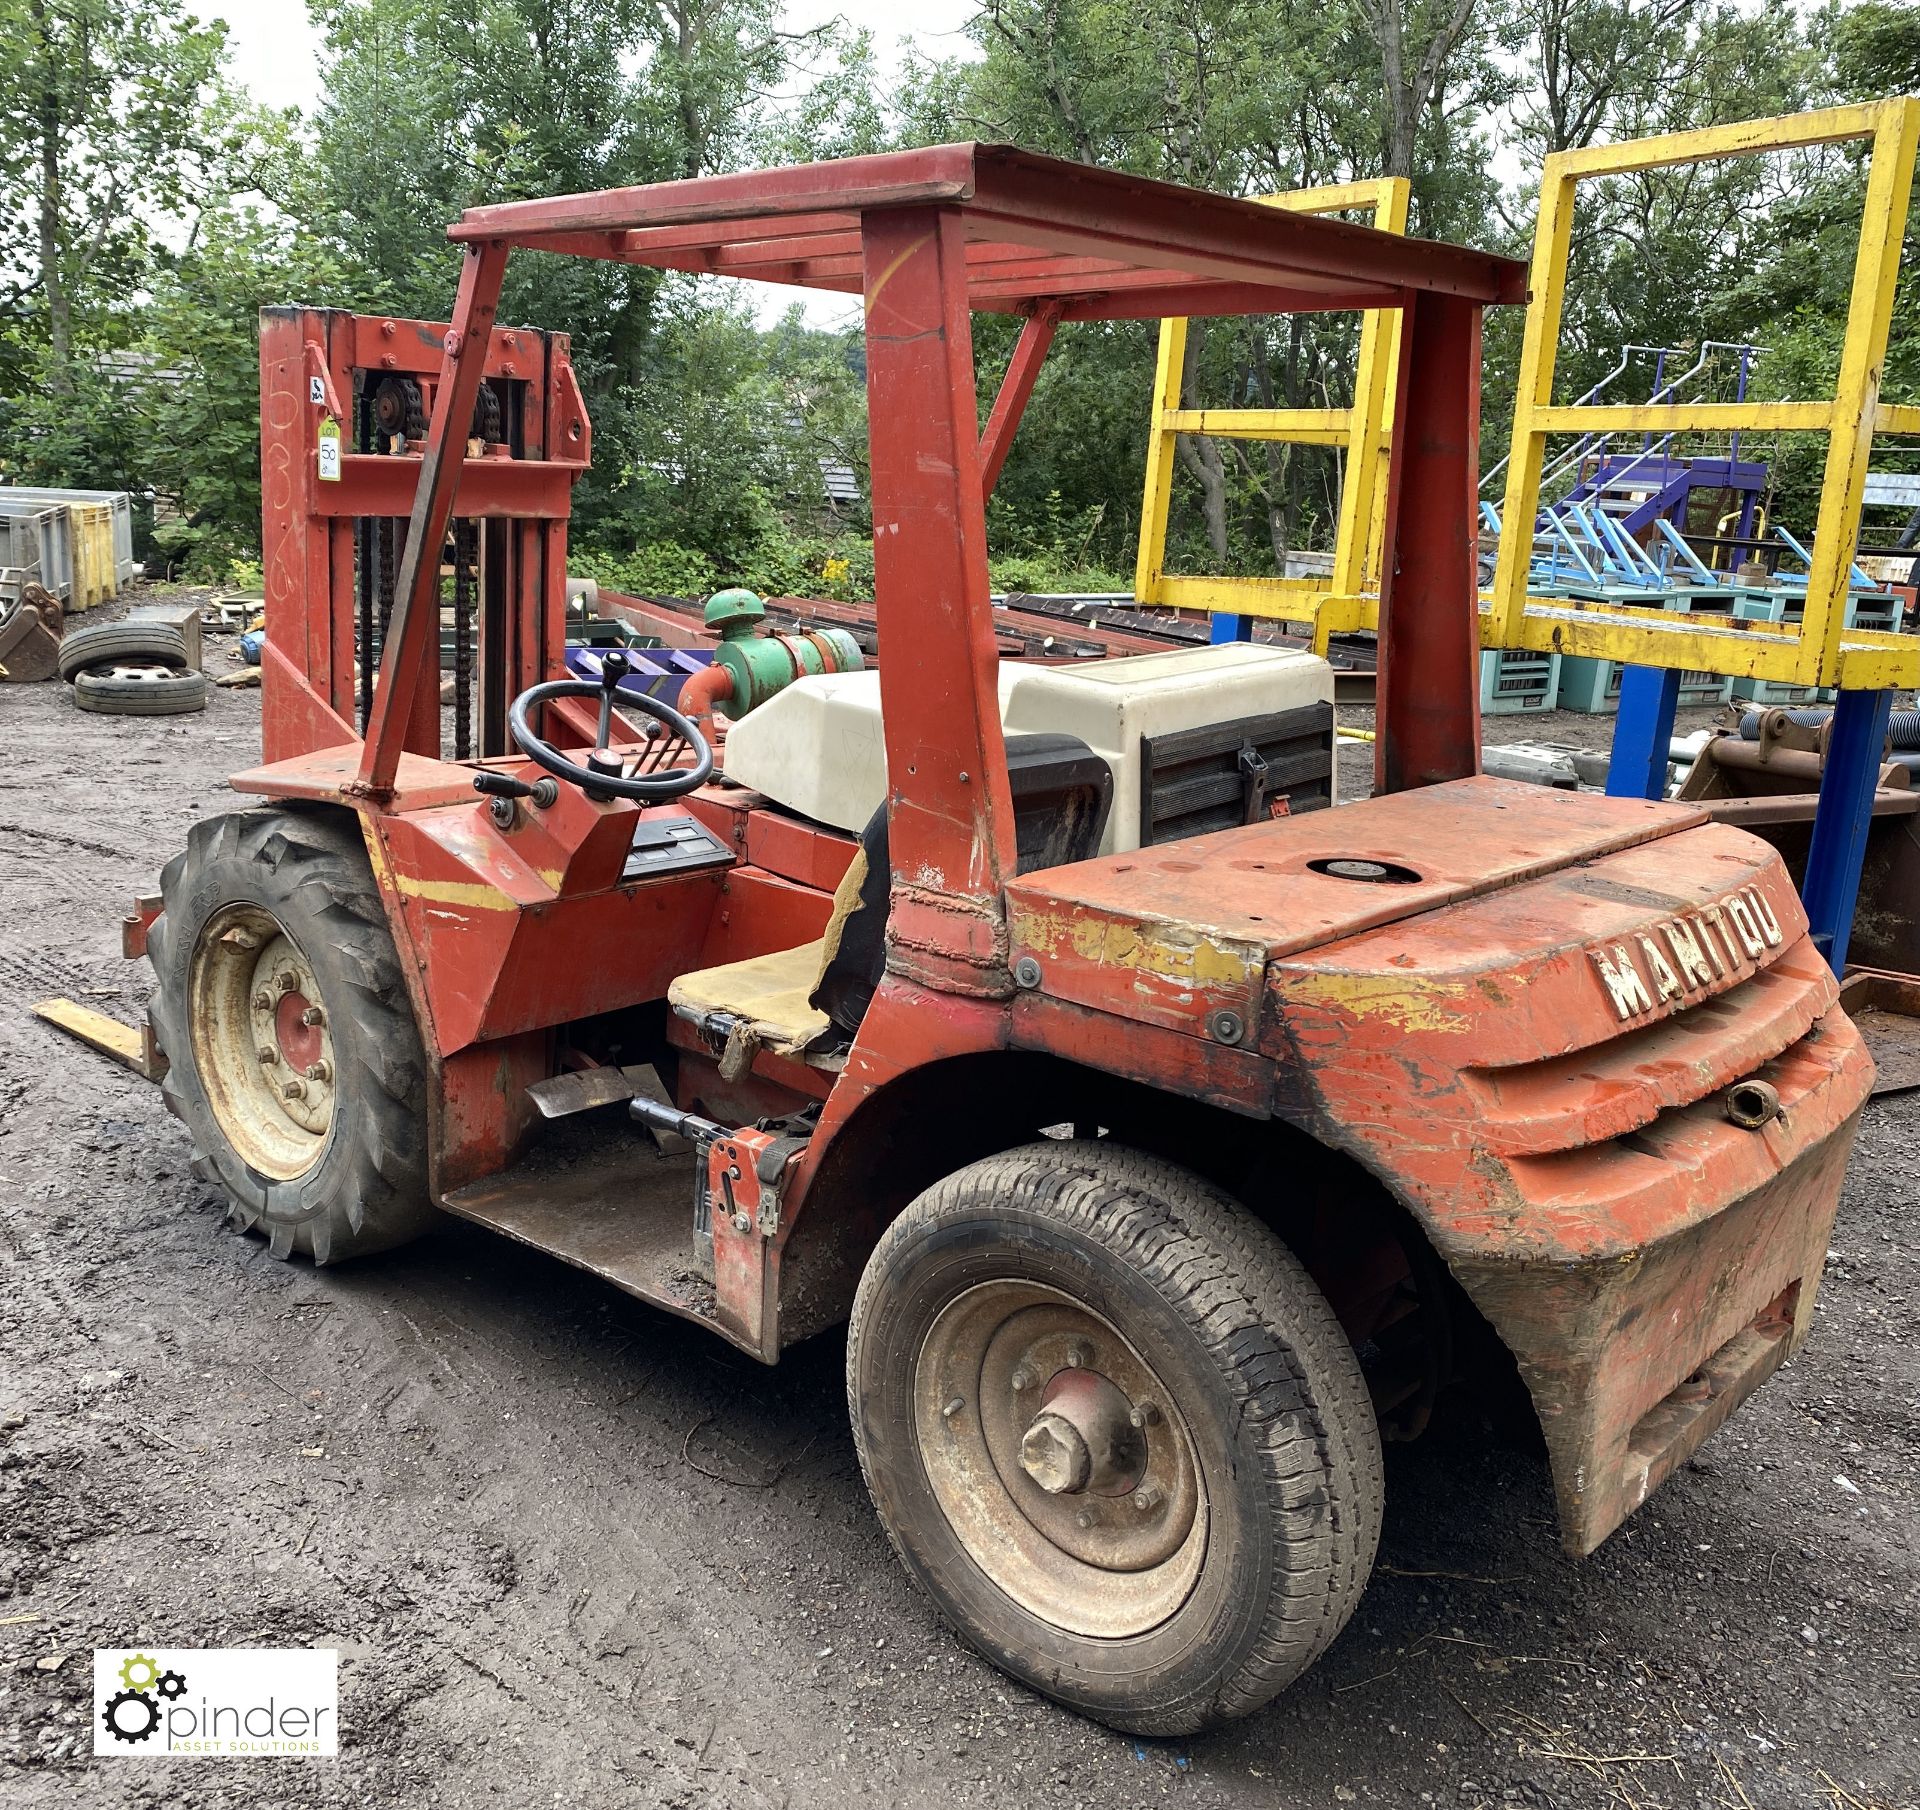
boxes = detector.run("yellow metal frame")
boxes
[1133,178,1408,629]
[1489,100,1920,690]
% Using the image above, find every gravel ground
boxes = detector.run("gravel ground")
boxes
[2,596,1915,1808]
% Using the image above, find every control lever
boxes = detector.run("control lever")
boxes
[472,769,560,806]
[471,768,559,827]
[629,1094,726,1149]
[595,649,631,752]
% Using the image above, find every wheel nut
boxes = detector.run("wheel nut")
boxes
[281,1078,307,1101]
[301,1005,326,1029]
[276,969,298,993]
[1075,1509,1094,1530]
[942,1397,965,1421]
[253,990,274,1011]
[304,1060,332,1084]
[1010,1364,1038,1395]
[1129,1400,1162,1430]
[1018,1412,1092,1495]
[257,1046,278,1066]
[1066,1340,1093,1371]
[1133,1485,1165,1516]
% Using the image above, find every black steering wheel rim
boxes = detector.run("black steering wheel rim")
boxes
[507,678,715,801]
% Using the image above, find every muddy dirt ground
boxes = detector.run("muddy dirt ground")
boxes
[2,595,1916,1809]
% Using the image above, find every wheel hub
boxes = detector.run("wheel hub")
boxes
[245,935,334,1136]
[189,906,335,1178]
[914,1282,1207,1638]
[1018,1368,1146,1496]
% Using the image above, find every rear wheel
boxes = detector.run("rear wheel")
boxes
[147,809,437,1262]
[846,1141,1382,1734]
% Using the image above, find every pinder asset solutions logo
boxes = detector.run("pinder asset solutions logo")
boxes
[93,1648,337,1758]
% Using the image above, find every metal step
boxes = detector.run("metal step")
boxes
[441,1121,717,1325]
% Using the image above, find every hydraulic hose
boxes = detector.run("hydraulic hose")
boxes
[678,661,735,749]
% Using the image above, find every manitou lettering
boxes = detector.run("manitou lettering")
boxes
[1593,945,1654,1020]
[1589,886,1785,1021]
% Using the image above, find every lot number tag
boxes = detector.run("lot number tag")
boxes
[317,417,341,483]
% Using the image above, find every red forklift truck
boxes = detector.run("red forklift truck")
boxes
[132,145,1874,1735]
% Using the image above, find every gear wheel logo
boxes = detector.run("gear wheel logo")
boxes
[102,1688,162,1744]
[156,1669,188,1701]
[118,1652,159,1692]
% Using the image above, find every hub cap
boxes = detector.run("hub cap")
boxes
[188,906,336,1179]
[914,1282,1207,1638]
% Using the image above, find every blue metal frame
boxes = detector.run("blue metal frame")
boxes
[1803,687,1895,974]
[1604,665,1682,799]
[1210,613,1254,644]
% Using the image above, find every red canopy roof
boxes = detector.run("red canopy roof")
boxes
[450,143,1528,322]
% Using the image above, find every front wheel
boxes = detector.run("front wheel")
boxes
[846,1141,1383,1735]
[147,808,437,1263]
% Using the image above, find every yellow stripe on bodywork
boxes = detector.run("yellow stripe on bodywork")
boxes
[388,873,516,911]
[1275,970,1473,1035]
[1014,905,1262,992]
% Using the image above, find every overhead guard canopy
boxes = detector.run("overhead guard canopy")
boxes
[448,142,1529,323]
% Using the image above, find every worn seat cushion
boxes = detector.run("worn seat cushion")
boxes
[666,939,832,1057]
[666,837,870,1066]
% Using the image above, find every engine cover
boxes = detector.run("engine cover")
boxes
[718,642,1335,854]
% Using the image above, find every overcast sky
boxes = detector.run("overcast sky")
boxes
[213,1,980,117]
[210,2,979,324]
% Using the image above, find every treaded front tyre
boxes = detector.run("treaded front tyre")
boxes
[846,1140,1383,1735]
[147,807,437,1263]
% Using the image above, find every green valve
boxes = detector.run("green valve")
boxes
[703,589,863,716]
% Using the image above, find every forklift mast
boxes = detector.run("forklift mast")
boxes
[257,306,591,768]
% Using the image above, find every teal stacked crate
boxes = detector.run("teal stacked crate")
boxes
[1556,656,1733,713]
[1555,653,1625,714]
[1479,647,1562,715]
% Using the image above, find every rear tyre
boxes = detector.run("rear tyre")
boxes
[846,1141,1382,1735]
[147,808,438,1263]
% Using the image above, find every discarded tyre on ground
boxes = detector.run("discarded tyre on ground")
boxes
[57,615,206,715]
[74,663,209,716]
[57,619,190,682]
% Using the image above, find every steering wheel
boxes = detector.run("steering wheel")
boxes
[507,651,715,801]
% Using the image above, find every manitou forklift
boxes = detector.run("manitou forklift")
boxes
[134,145,1873,1735]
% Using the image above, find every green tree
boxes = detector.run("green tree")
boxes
[900,0,1506,577]
[299,0,879,550]
[0,0,228,393]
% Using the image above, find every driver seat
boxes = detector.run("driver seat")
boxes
[666,734,1111,1075]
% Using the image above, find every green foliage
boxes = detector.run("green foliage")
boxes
[571,540,720,600]
[0,0,231,387]
[573,525,878,604]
